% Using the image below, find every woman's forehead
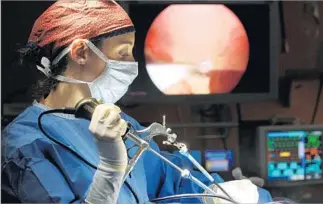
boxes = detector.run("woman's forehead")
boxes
[103,32,135,47]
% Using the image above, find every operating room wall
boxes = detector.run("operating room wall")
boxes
[122,1,323,169]
[241,1,323,124]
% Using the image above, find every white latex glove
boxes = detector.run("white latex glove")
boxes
[89,104,127,141]
[86,104,128,204]
[203,180,259,204]
[88,104,128,171]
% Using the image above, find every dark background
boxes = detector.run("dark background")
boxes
[2,1,323,202]
[1,2,271,104]
[2,1,54,103]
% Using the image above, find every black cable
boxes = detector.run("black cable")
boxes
[197,105,235,202]
[38,108,97,169]
[68,196,80,203]
[150,193,239,203]
[221,137,228,150]
[156,151,236,203]
[236,103,242,124]
[210,181,233,202]
[125,123,138,159]
[39,109,235,204]
[38,109,140,203]
[126,144,138,160]
[278,1,288,53]
[311,74,323,124]
[200,105,231,150]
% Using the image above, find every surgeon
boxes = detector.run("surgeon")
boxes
[2,0,273,203]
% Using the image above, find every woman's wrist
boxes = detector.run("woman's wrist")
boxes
[95,138,128,172]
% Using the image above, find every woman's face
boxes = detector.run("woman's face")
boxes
[68,32,135,82]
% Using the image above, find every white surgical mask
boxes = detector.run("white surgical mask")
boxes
[36,39,138,104]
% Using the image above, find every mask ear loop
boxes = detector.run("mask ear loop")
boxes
[50,39,103,84]
[50,39,111,84]
[52,43,73,65]
[36,56,84,84]
[48,41,86,83]
[85,40,110,63]
[36,57,52,77]
[53,39,110,65]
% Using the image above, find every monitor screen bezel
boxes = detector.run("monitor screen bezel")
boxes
[119,1,280,104]
[258,125,323,187]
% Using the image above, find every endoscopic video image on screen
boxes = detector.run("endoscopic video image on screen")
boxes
[127,3,270,97]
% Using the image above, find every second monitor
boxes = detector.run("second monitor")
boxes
[257,125,323,187]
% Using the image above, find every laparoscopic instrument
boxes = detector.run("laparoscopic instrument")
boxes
[37,98,238,203]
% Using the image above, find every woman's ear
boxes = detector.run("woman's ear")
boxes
[70,40,90,65]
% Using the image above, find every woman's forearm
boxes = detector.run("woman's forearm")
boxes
[85,140,128,204]
[85,164,125,204]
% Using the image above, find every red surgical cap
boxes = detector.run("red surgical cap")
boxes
[28,0,134,53]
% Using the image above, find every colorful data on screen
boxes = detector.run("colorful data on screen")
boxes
[266,130,322,181]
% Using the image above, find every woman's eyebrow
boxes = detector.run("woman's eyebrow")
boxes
[119,39,134,45]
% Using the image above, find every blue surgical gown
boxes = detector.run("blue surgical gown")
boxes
[1,103,273,203]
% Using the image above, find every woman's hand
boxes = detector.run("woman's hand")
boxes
[89,104,128,141]
[88,103,128,172]
[86,105,129,204]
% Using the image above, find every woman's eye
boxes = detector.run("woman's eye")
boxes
[117,46,135,61]
[119,51,129,57]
